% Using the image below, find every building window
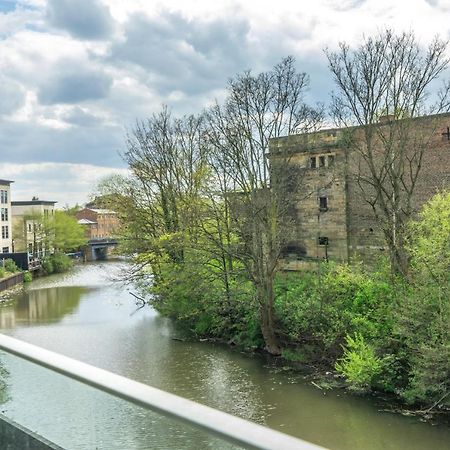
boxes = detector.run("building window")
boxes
[28,223,32,232]
[319,197,328,212]
[28,243,33,254]
[319,156,326,167]
[0,190,7,204]
[2,247,8,253]
[318,236,329,246]
[310,157,317,169]
[0,208,7,221]
[328,155,335,166]
[1,225,9,239]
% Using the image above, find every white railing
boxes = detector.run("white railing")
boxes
[0,334,326,450]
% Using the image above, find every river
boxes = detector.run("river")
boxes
[0,262,448,449]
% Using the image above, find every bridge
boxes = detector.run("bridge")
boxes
[0,334,326,450]
[84,238,118,261]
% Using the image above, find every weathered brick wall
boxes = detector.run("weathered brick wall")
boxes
[346,114,450,265]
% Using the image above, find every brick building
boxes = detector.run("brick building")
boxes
[76,208,119,239]
[270,113,450,268]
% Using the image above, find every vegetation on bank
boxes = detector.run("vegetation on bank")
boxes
[94,30,450,412]
[41,253,74,275]
[0,259,20,279]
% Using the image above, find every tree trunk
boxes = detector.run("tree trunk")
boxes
[257,277,281,355]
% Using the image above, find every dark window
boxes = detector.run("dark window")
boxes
[310,157,316,169]
[0,190,7,204]
[319,156,326,167]
[319,197,328,211]
[1,225,8,239]
[318,236,329,246]
[281,244,307,260]
[0,208,7,221]
[2,246,8,253]
[328,155,334,166]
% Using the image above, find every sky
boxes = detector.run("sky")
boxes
[1,0,450,207]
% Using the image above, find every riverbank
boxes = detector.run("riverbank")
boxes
[0,272,24,294]
[150,260,450,419]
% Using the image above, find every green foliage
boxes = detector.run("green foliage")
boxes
[44,211,87,252]
[0,268,5,279]
[393,192,450,406]
[335,333,382,390]
[23,272,32,283]
[41,257,54,275]
[274,265,395,361]
[4,259,18,273]
[42,253,73,275]
[282,348,307,363]
[151,249,262,348]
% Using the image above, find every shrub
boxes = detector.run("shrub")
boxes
[0,268,5,279]
[274,265,395,362]
[23,272,32,283]
[41,257,54,275]
[41,253,73,275]
[4,259,18,273]
[335,333,382,390]
[51,253,73,273]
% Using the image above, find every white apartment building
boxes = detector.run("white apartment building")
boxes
[12,198,57,258]
[0,179,13,254]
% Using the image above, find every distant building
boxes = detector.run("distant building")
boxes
[12,198,57,258]
[0,180,13,253]
[76,208,119,240]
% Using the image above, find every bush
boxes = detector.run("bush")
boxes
[335,333,382,390]
[23,272,32,283]
[0,268,5,279]
[274,265,395,362]
[4,259,18,273]
[42,253,73,275]
[41,257,54,275]
[51,253,73,273]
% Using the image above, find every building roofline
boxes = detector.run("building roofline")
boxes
[0,180,14,185]
[12,200,57,206]
[270,111,450,145]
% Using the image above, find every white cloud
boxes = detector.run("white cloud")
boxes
[1,162,129,206]
[0,0,449,205]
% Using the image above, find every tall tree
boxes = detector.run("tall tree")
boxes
[99,110,209,281]
[206,57,323,354]
[326,30,450,276]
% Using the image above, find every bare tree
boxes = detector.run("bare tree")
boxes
[206,57,323,354]
[326,30,450,276]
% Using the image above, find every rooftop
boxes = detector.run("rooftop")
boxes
[78,218,97,225]
[85,208,115,214]
[0,179,14,185]
[12,200,57,206]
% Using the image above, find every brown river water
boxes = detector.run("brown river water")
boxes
[0,261,448,449]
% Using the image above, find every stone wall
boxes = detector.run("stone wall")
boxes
[271,112,450,268]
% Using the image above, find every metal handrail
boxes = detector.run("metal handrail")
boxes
[0,334,326,450]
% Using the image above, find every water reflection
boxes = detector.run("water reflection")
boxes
[0,287,85,328]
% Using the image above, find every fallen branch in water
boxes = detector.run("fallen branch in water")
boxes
[129,291,146,306]
[421,391,450,414]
